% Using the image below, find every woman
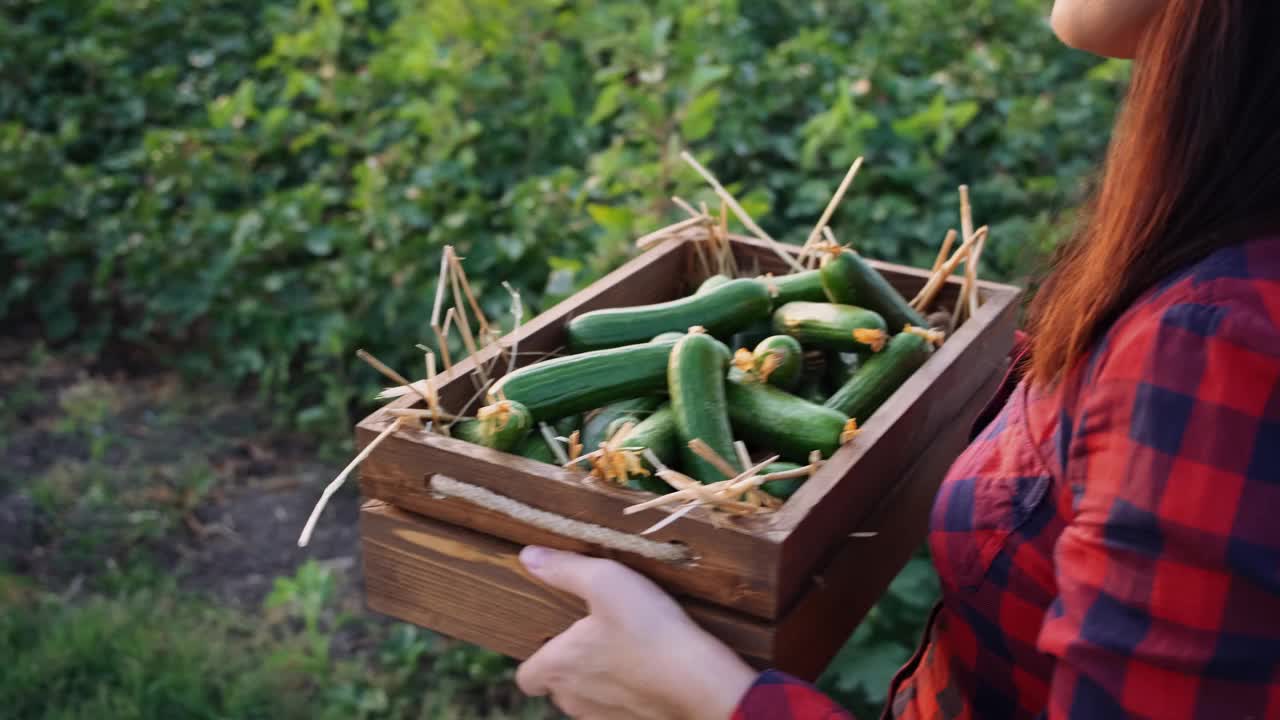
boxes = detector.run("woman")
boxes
[515,1,1280,717]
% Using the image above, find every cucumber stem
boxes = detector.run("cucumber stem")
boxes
[852,328,887,353]
[840,419,861,445]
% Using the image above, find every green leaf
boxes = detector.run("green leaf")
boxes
[687,64,730,95]
[588,83,625,125]
[950,100,980,129]
[680,89,720,142]
[891,92,948,141]
[547,76,576,118]
[586,203,633,233]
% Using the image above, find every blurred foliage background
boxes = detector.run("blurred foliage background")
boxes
[1,0,1126,716]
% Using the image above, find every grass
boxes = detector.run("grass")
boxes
[0,588,309,720]
[0,566,555,720]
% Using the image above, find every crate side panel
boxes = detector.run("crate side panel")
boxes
[360,502,776,666]
[357,426,782,619]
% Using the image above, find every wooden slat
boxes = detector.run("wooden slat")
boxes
[360,500,776,667]
[357,428,780,618]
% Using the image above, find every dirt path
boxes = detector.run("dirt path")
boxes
[0,335,363,608]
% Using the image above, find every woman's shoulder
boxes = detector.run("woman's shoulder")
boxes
[1022,234,1280,478]
[1087,234,1280,383]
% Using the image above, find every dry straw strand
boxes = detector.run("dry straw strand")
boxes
[298,418,404,547]
[803,157,864,267]
[679,150,805,272]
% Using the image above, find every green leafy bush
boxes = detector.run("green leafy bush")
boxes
[3,4,1126,711]
[1,0,1125,433]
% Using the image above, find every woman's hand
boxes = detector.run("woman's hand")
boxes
[515,546,758,720]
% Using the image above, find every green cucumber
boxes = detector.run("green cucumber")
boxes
[724,378,851,461]
[514,433,558,464]
[773,301,888,353]
[748,335,803,390]
[760,462,807,500]
[668,332,738,483]
[824,331,933,422]
[514,414,581,464]
[581,397,663,451]
[452,400,533,451]
[566,279,771,352]
[695,274,733,294]
[820,249,927,332]
[616,405,679,494]
[492,339,676,421]
[554,414,582,437]
[757,270,826,307]
[663,330,733,364]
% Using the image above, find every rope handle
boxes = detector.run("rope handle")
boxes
[428,475,692,564]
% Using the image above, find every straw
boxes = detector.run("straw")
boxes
[802,157,864,267]
[298,419,403,547]
[679,151,805,272]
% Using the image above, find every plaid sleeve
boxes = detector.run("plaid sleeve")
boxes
[732,670,854,720]
[1038,297,1280,719]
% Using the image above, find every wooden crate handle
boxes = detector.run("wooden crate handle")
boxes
[429,475,693,564]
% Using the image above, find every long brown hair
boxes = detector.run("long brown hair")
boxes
[1028,0,1280,383]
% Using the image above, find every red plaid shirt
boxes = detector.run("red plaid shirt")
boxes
[735,235,1280,719]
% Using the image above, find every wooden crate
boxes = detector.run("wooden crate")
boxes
[356,235,1020,679]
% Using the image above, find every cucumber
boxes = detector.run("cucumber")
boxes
[491,339,676,421]
[824,331,932,422]
[604,416,632,444]
[668,332,738,483]
[724,378,851,461]
[759,462,807,500]
[452,400,533,451]
[616,405,678,465]
[820,249,928,331]
[616,405,679,494]
[514,433,558,464]
[665,329,733,364]
[773,301,888,353]
[747,335,803,390]
[695,274,732,294]
[554,414,582,437]
[581,397,662,451]
[757,270,826,308]
[514,414,581,464]
[566,279,771,352]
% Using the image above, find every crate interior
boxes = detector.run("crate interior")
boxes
[423,236,973,420]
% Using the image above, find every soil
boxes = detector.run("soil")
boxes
[0,334,363,609]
